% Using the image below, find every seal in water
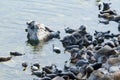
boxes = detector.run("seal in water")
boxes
[0,57,12,62]
[26,21,60,44]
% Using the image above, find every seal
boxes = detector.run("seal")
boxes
[65,27,75,34]
[61,25,92,47]
[100,10,117,15]
[22,62,28,71]
[87,70,104,80]
[10,52,24,56]
[0,56,12,62]
[75,59,89,67]
[26,21,60,43]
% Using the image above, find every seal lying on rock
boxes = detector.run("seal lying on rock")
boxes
[96,45,117,55]
[61,25,92,47]
[25,21,60,43]
[87,70,104,80]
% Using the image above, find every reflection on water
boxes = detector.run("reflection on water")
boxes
[0,0,119,79]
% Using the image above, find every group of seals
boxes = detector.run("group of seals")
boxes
[0,52,24,62]
[24,23,120,80]
[1,0,120,80]
[23,2,120,79]
[61,26,120,80]
[97,1,120,31]
[61,25,92,48]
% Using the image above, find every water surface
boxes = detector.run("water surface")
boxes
[0,0,119,80]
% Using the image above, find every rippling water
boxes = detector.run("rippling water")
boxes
[0,0,119,80]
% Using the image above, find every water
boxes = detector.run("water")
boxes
[0,0,119,80]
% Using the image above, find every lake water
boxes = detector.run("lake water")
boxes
[0,0,119,80]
